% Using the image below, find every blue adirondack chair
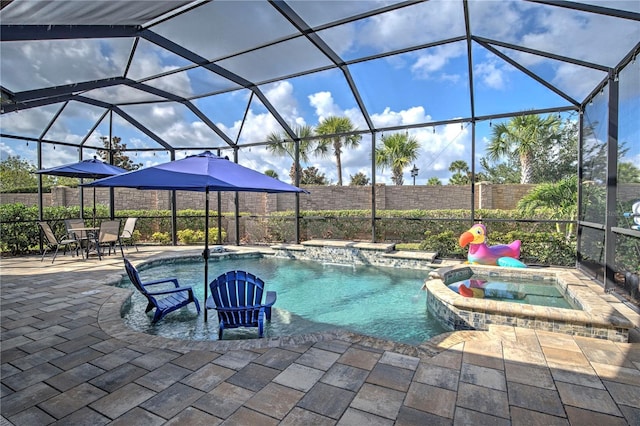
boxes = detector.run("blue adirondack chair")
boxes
[123,258,201,324]
[205,270,277,339]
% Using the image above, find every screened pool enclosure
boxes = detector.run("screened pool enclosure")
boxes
[0,1,639,291]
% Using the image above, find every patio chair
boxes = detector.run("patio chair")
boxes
[38,221,80,263]
[65,218,90,253]
[119,217,138,252]
[123,258,201,324]
[65,218,86,239]
[205,270,277,339]
[97,220,123,258]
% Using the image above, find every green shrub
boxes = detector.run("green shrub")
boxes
[0,203,597,267]
[420,230,467,259]
[494,231,576,267]
[151,232,170,244]
[177,228,226,244]
[177,229,198,244]
[0,204,39,254]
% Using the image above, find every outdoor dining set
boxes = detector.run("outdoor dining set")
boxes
[38,217,138,263]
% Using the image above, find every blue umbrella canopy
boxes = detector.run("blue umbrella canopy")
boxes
[35,157,127,179]
[35,157,127,226]
[85,151,308,193]
[85,151,308,324]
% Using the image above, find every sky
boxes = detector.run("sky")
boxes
[1,0,638,185]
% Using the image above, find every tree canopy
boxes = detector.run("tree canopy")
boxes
[0,155,76,192]
[349,172,370,186]
[266,124,319,184]
[316,116,361,186]
[448,160,472,185]
[97,136,143,171]
[0,155,37,192]
[486,114,561,184]
[297,166,328,185]
[264,169,279,180]
[375,132,420,185]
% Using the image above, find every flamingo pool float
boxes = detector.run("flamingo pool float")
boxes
[459,224,526,268]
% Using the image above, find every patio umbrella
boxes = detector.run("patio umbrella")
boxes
[84,151,308,321]
[35,157,127,227]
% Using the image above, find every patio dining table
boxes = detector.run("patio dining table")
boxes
[68,226,100,260]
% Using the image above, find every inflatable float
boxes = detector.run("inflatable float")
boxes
[459,224,526,268]
[448,279,527,299]
[448,279,487,298]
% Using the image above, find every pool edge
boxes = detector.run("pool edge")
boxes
[97,249,448,359]
[425,264,634,343]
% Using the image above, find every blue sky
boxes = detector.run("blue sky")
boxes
[1,0,638,184]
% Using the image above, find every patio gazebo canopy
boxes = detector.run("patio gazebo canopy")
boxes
[1,1,637,154]
[1,0,639,290]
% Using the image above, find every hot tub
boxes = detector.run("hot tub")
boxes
[424,264,633,342]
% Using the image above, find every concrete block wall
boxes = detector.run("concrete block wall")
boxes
[0,192,51,206]
[3,183,638,214]
[477,183,537,210]
[385,185,471,210]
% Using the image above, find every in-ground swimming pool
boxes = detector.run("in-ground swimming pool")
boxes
[119,256,446,345]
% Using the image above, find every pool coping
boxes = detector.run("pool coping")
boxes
[424,264,634,342]
[97,248,451,360]
[271,240,442,270]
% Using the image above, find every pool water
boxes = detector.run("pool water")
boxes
[119,256,447,345]
[447,278,578,310]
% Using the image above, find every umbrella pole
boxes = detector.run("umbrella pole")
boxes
[204,188,210,322]
[93,188,97,228]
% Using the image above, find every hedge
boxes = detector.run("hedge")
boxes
[3,203,636,272]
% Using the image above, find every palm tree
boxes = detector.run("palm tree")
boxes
[266,124,318,184]
[375,132,420,185]
[315,116,361,186]
[264,169,279,180]
[349,172,370,186]
[448,160,471,185]
[517,175,577,237]
[487,114,561,184]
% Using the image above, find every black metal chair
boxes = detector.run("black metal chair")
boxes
[97,220,123,259]
[38,221,79,263]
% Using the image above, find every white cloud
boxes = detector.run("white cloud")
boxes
[474,60,507,90]
[237,109,281,142]
[521,6,638,68]
[1,39,129,93]
[411,43,466,80]
[263,81,302,126]
[308,91,342,122]
[316,24,356,57]
[0,141,17,161]
[6,0,633,185]
[467,1,536,44]
[145,72,193,97]
[358,0,464,52]
[207,86,475,185]
[552,64,607,101]
[370,106,432,128]
[469,0,637,97]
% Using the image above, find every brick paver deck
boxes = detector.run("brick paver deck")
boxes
[2,246,639,425]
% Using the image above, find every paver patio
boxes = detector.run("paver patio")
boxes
[2,245,639,425]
